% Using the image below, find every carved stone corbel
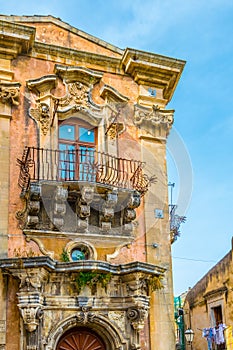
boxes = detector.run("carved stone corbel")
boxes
[26,183,41,229]
[127,191,141,209]
[53,186,68,229]
[76,186,94,220]
[123,191,141,232]
[130,344,141,350]
[101,190,118,231]
[19,306,43,332]
[81,186,95,204]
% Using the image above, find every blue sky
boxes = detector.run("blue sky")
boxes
[1,0,233,295]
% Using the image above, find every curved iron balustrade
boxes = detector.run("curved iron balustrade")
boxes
[17,146,152,196]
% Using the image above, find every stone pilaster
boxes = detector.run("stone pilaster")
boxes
[0,58,21,350]
[137,104,175,350]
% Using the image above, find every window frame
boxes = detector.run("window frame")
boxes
[58,118,97,181]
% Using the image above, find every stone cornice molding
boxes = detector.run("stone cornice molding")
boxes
[0,20,35,58]
[134,104,174,139]
[0,256,166,276]
[121,48,186,103]
[26,75,57,93]
[204,286,228,301]
[100,84,129,103]
[0,15,123,55]
[33,42,122,72]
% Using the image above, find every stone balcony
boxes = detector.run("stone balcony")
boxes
[17,147,150,244]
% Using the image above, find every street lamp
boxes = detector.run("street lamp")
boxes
[185,328,194,345]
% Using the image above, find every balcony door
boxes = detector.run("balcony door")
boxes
[58,119,97,181]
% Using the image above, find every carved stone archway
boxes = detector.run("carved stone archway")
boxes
[46,313,127,350]
[56,327,106,350]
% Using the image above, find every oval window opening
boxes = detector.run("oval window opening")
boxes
[70,245,90,261]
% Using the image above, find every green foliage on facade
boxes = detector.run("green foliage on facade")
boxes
[75,271,112,293]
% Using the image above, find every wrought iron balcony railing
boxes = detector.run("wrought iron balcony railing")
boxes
[17,147,151,195]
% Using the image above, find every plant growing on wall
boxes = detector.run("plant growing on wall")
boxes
[61,248,70,262]
[148,275,164,291]
[75,271,112,293]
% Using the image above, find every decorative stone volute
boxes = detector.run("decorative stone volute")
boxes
[76,306,96,325]
[127,307,149,331]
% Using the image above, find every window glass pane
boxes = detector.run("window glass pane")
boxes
[78,146,95,181]
[79,127,95,143]
[59,143,75,180]
[59,125,75,140]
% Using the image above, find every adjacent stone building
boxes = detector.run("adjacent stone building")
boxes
[184,239,233,350]
[0,15,185,350]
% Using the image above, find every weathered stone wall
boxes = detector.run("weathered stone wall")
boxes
[184,240,233,350]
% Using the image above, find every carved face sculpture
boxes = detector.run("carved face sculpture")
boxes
[41,104,49,118]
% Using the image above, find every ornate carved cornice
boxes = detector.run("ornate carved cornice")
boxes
[0,256,164,350]
[134,104,174,139]
[0,256,166,276]
[27,67,105,134]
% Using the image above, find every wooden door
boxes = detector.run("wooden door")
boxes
[56,328,105,350]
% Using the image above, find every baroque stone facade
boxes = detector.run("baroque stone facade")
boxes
[0,15,185,350]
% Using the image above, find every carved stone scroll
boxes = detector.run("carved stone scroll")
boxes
[127,307,149,331]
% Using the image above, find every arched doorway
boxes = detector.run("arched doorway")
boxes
[56,327,106,350]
